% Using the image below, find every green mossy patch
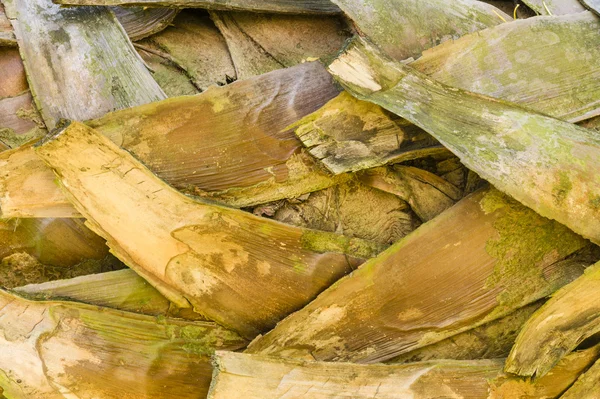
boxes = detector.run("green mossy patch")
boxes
[162,321,244,357]
[481,189,587,318]
[0,126,44,148]
[300,229,384,259]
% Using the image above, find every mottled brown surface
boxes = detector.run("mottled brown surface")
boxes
[36,122,383,339]
[330,37,600,245]
[271,180,418,245]
[506,260,600,378]
[361,166,461,221]
[0,48,26,98]
[89,61,340,195]
[234,12,349,64]
[210,352,502,398]
[0,62,343,218]
[248,188,587,362]
[0,290,246,398]
[0,218,116,288]
[3,0,165,129]
[0,92,43,140]
[137,11,235,91]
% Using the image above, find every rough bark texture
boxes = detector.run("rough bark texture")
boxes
[269,179,419,246]
[90,62,342,205]
[0,4,15,46]
[112,6,179,41]
[36,121,384,339]
[0,290,246,399]
[246,187,587,362]
[3,0,165,130]
[211,11,349,79]
[491,345,600,398]
[209,351,504,399]
[0,93,45,145]
[1,2,178,44]
[410,12,600,123]
[330,0,509,61]
[0,49,44,145]
[0,62,344,219]
[224,12,349,65]
[329,37,600,245]
[210,10,284,79]
[15,269,207,320]
[388,302,544,363]
[292,92,443,174]
[136,11,236,92]
[53,0,342,14]
[210,348,600,399]
[293,13,600,177]
[135,46,200,97]
[505,260,600,378]
[361,166,462,222]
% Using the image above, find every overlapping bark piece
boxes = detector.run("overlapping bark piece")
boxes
[0,62,344,218]
[329,37,600,245]
[560,357,600,399]
[210,348,600,398]
[0,4,15,46]
[270,179,419,246]
[210,351,503,398]
[389,301,544,363]
[293,13,600,177]
[524,0,586,15]
[0,143,78,218]
[53,0,342,14]
[247,187,587,362]
[210,11,349,79]
[0,49,42,146]
[492,344,600,398]
[0,218,109,268]
[0,217,117,288]
[15,269,206,320]
[88,62,342,206]
[505,260,600,378]
[210,11,285,79]
[135,46,201,97]
[411,12,600,122]
[0,93,45,146]
[225,12,349,66]
[136,11,235,92]
[0,289,246,399]
[0,50,44,146]
[330,0,509,62]
[361,166,462,221]
[36,122,384,338]
[3,0,165,130]
[291,92,444,174]
[392,244,599,363]
[112,6,179,40]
